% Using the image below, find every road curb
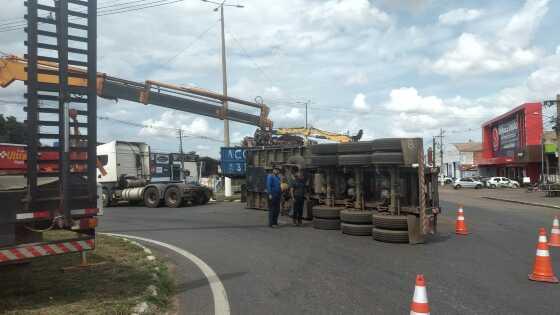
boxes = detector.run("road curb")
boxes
[482,196,560,210]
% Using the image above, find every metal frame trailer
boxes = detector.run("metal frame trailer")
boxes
[0,0,100,265]
[244,138,440,244]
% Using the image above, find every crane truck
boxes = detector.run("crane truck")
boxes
[0,0,272,264]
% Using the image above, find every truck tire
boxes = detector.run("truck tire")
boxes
[370,152,403,164]
[372,213,408,230]
[372,228,409,243]
[313,218,340,230]
[312,206,343,219]
[337,141,374,154]
[338,154,371,166]
[341,223,373,236]
[143,186,160,208]
[371,138,402,152]
[310,155,337,166]
[102,188,110,208]
[311,143,338,155]
[340,210,373,224]
[164,186,182,208]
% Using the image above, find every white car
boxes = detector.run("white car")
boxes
[453,178,484,189]
[487,177,520,189]
[438,175,453,184]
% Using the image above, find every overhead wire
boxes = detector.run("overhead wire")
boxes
[0,0,186,33]
[163,20,220,65]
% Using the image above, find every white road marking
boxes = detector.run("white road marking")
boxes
[102,233,230,315]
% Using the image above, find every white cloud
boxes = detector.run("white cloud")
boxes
[344,72,369,86]
[385,87,444,114]
[307,0,392,30]
[499,0,549,49]
[352,93,370,112]
[139,111,216,138]
[438,8,484,26]
[431,0,548,76]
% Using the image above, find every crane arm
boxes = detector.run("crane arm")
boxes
[273,127,362,143]
[0,55,272,129]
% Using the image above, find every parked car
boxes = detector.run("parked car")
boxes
[438,175,453,184]
[487,177,520,189]
[471,176,490,188]
[453,177,484,189]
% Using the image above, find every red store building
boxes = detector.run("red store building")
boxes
[478,103,543,184]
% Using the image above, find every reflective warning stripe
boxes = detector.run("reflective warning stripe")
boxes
[457,216,464,221]
[536,249,550,257]
[15,208,99,221]
[539,236,547,243]
[15,211,50,220]
[412,286,428,303]
[551,228,560,234]
[0,239,95,263]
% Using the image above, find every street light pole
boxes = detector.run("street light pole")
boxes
[219,4,229,148]
[201,0,244,197]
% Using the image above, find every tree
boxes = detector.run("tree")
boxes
[0,115,27,144]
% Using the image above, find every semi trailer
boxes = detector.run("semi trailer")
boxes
[245,138,440,244]
[97,141,211,208]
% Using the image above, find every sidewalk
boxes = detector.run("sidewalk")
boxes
[480,189,560,210]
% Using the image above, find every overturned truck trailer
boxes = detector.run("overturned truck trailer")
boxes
[245,138,440,244]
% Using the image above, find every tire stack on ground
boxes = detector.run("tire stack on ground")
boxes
[340,210,373,236]
[372,213,409,243]
[312,206,343,230]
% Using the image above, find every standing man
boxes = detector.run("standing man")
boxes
[266,167,282,227]
[290,172,306,226]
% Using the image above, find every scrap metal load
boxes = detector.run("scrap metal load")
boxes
[245,138,440,244]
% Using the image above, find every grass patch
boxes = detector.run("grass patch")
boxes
[0,231,174,315]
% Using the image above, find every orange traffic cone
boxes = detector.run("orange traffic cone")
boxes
[528,228,559,283]
[548,217,560,247]
[410,274,430,315]
[455,206,469,235]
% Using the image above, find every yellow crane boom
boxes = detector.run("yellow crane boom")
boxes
[0,55,272,129]
[273,127,363,143]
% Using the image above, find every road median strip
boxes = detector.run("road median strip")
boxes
[0,231,174,315]
[482,196,560,210]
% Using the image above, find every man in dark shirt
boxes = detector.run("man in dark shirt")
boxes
[266,167,281,227]
[290,172,306,226]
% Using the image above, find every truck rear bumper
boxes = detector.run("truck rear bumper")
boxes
[0,236,95,265]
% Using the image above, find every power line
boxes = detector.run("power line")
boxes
[98,115,223,142]
[163,21,219,65]
[0,0,186,33]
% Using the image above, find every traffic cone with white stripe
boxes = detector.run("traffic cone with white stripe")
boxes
[455,205,469,235]
[528,228,559,283]
[548,216,560,247]
[410,274,430,315]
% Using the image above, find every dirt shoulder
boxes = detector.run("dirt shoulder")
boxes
[0,232,174,315]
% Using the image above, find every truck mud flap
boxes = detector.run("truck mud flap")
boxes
[407,215,426,244]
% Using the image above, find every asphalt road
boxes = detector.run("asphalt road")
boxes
[98,190,560,315]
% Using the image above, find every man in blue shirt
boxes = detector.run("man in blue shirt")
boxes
[266,167,281,227]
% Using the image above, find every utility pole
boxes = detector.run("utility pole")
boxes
[432,136,436,167]
[439,129,445,174]
[556,94,560,180]
[201,0,244,197]
[178,129,184,182]
[305,101,308,129]
[219,5,229,147]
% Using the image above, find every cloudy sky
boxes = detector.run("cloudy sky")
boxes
[1,0,559,157]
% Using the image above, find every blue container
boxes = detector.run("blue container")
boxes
[220,147,247,177]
